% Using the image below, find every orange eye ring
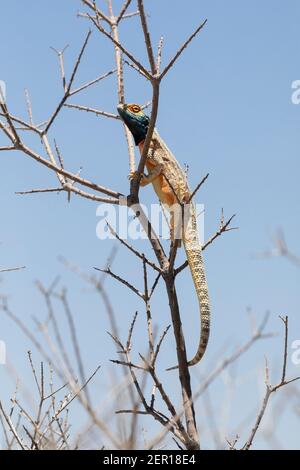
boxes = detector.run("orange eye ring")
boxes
[129,104,141,113]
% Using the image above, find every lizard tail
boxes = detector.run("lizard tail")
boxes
[183,238,210,366]
[167,209,210,371]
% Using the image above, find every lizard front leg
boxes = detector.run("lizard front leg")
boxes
[129,163,163,187]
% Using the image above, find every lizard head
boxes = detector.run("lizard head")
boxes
[117,103,149,146]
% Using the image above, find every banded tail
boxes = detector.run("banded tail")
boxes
[167,206,210,370]
[183,238,210,366]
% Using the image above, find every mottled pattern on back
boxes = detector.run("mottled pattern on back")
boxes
[148,130,191,204]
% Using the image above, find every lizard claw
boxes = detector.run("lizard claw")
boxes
[128,171,145,182]
[128,171,137,181]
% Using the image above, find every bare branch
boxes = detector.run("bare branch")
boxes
[127,203,168,270]
[153,325,171,366]
[0,112,42,135]
[0,118,15,142]
[0,401,26,450]
[94,267,144,299]
[188,173,209,203]
[81,0,111,25]
[149,273,161,299]
[69,69,117,96]
[0,266,26,273]
[16,184,119,204]
[24,89,34,125]
[258,230,300,267]
[279,315,288,384]
[0,102,21,145]
[64,102,120,120]
[110,359,146,371]
[110,322,188,447]
[137,0,157,75]
[0,146,16,151]
[242,316,300,450]
[45,30,92,133]
[139,353,186,434]
[42,134,65,185]
[48,365,101,427]
[160,19,207,79]
[15,187,63,195]
[50,45,69,92]
[123,11,139,20]
[106,221,162,273]
[115,409,148,415]
[57,289,91,404]
[116,0,133,24]
[142,258,154,361]
[106,0,136,172]
[27,351,42,397]
[19,141,123,199]
[175,213,237,276]
[156,36,164,74]
[88,15,152,80]
[121,312,136,355]
[168,240,180,273]
[148,313,273,450]
[124,59,149,79]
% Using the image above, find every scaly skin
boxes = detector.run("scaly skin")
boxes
[117,104,210,367]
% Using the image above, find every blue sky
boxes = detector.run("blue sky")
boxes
[0,0,299,449]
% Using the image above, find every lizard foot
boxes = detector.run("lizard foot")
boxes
[128,171,145,181]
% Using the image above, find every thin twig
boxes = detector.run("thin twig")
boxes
[149,272,161,299]
[64,103,120,119]
[15,188,64,195]
[116,0,133,24]
[142,257,154,361]
[175,213,237,276]
[153,325,171,366]
[160,19,207,79]
[0,266,26,273]
[94,267,144,298]
[126,311,138,352]
[24,89,34,125]
[137,0,157,75]
[81,0,111,24]
[88,15,151,80]
[45,30,92,133]
[0,146,16,151]
[110,359,145,371]
[147,313,273,450]
[188,173,209,203]
[50,45,69,92]
[106,221,161,273]
[243,316,300,450]
[157,36,164,74]
[69,69,117,96]
[0,401,26,450]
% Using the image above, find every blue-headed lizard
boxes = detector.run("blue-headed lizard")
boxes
[117,103,210,367]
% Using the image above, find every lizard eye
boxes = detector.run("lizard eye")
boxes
[130,105,141,113]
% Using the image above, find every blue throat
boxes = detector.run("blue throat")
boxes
[117,106,149,146]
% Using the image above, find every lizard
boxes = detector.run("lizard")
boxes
[117,103,210,367]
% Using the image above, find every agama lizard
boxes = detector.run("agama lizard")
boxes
[117,103,210,367]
